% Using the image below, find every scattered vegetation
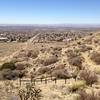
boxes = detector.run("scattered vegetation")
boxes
[37,67,51,75]
[78,69,98,85]
[0,61,26,80]
[68,56,83,69]
[41,55,58,66]
[78,89,100,100]
[66,49,80,58]
[0,62,16,70]
[66,49,84,69]
[26,50,39,58]
[54,64,65,70]
[52,69,69,79]
[69,80,86,92]
[15,61,30,70]
[18,84,42,100]
[90,51,100,64]
[0,28,100,100]
[78,44,92,52]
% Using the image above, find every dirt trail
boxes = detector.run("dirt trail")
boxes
[25,33,40,49]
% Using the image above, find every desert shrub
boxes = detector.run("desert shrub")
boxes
[52,69,69,79]
[40,48,46,53]
[15,50,26,58]
[37,67,51,75]
[15,62,29,70]
[1,69,16,80]
[79,44,92,52]
[0,61,27,80]
[0,62,16,70]
[93,38,100,44]
[84,37,93,44]
[94,67,100,74]
[18,71,26,78]
[68,56,83,69]
[66,49,84,69]
[53,65,79,79]
[42,56,58,66]
[68,80,86,92]
[26,49,39,58]
[90,51,100,64]
[1,69,26,80]
[66,49,80,58]
[13,70,26,78]
[50,47,62,57]
[77,41,81,45]
[78,69,97,85]
[68,66,79,78]
[53,47,62,51]
[54,64,65,70]
[12,56,28,62]
[12,70,21,77]
[78,89,100,100]
[18,84,42,100]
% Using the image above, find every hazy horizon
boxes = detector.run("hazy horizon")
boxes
[1,23,100,26]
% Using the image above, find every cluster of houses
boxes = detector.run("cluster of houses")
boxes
[0,31,34,42]
[0,37,8,42]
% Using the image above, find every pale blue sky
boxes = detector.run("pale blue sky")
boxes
[0,0,100,24]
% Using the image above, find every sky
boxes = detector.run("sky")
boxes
[0,0,100,24]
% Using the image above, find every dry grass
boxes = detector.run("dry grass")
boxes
[0,42,25,58]
[78,89,100,100]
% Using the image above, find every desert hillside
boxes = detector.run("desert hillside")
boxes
[0,31,100,100]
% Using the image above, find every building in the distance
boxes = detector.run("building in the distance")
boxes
[0,37,8,42]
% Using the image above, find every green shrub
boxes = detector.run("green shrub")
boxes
[0,62,16,70]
